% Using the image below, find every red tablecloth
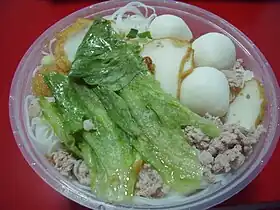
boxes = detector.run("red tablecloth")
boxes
[1,0,280,209]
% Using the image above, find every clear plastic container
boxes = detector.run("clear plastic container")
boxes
[9,0,280,209]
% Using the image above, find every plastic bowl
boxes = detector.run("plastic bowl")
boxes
[9,0,280,209]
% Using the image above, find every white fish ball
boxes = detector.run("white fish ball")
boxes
[180,66,230,117]
[149,15,193,41]
[192,32,236,70]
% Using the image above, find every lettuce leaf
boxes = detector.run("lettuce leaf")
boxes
[129,74,221,137]
[43,72,86,134]
[44,72,138,202]
[72,83,137,202]
[69,18,145,91]
[93,84,202,193]
[94,87,141,137]
[39,97,81,157]
[120,84,202,193]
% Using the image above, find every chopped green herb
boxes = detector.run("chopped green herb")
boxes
[126,28,138,39]
[138,31,152,39]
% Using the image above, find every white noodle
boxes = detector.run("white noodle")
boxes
[24,95,60,154]
[24,95,37,140]
[32,65,42,77]
[110,1,157,34]
[33,38,57,78]
[48,38,56,57]
[41,51,49,56]
[41,38,56,56]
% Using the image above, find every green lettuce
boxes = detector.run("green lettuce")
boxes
[43,72,86,134]
[69,18,145,91]
[94,85,202,193]
[71,82,137,202]
[43,72,138,202]
[120,84,202,192]
[39,97,81,157]
[129,74,220,137]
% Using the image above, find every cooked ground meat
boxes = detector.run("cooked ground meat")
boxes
[185,117,266,176]
[199,150,214,167]
[48,150,76,177]
[202,167,216,184]
[222,70,243,89]
[73,160,91,185]
[184,126,210,150]
[135,164,169,198]
[48,150,90,185]
[204,113,224,127]
[221,59,254,102]
[222,59,251,89]
[212,145,245,173]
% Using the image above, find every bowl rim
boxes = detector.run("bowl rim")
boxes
[9,0,280,209]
